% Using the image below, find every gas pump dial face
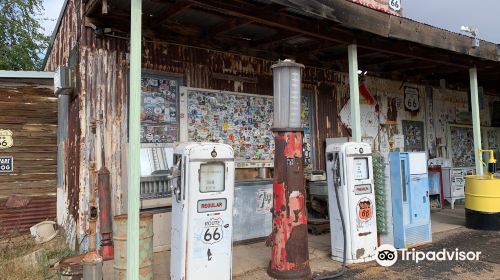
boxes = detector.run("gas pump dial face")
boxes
[200,162,225,192]
[353,158,369,180]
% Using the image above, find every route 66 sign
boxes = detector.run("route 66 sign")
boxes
[202,218,224,244]
[404,87,420,112]
[389,0,401,11]
[0,130,13,149]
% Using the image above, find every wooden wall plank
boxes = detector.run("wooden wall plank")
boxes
[0,79,57,198]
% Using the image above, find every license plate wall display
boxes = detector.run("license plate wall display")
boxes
[140,76,179,143]
[182,88,315,166]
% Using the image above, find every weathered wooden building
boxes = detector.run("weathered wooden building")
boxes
[44,0,500,251]
[0,71,57,233]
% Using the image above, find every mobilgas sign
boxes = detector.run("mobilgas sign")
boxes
[0,156,14,173]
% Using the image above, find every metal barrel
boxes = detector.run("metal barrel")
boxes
[113,213,154,279]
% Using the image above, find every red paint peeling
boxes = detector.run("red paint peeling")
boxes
[269,131,310,277]
[282,132,303,158]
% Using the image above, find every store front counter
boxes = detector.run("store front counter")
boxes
[233,180,273,242]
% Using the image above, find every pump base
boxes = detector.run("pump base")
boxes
[267,263,311,280]
[465,208,500,231]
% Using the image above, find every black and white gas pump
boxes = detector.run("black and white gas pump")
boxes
[170,143,235,280]
[326,142,378,264]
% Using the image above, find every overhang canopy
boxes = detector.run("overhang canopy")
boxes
[61,0,500,93]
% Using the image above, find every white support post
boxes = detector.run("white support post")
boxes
[469,67,483,175]
[127,0,142,279]
[348,44,362,142]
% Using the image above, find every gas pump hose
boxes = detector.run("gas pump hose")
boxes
[313,175,347,280]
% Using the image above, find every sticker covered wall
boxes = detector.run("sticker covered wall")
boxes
[140,76,180,143]
[181,87,315,169]
[186,89,275,162]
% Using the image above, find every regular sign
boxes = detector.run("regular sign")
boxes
[0,156,13,172]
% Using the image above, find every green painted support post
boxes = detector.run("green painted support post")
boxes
[469,67,483,176]
[127,0,142,279]
[348,44,361,142]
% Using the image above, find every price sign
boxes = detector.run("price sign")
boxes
[389,0,401,11]
[404,87,420,112]
[0,156,13,173]
[0,130,13,149]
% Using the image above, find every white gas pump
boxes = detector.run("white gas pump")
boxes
[170,143,235,280]
[326,142,377,264]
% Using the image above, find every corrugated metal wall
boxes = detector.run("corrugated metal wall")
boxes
[0,196,56,233]
[0,78,57,233]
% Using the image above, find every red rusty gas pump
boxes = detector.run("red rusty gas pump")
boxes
[267,60,311,279]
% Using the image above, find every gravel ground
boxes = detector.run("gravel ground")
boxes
[236,227,500,280]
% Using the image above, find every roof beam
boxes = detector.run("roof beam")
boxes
[187,0,475,69]
[208,18,252,37]
[252,31,301,49]
[158,1,192,25]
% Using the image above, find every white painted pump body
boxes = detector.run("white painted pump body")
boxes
[170,143,235,280]
[326,142,378,264]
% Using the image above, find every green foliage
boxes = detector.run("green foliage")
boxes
[0,0,50,71]
[373,152,388,234]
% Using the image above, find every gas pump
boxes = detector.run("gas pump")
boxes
[170,143,235,280]
[326,142,378,264]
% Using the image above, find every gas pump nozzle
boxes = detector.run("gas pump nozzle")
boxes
[170,158,182,202]
[314,152,346,280]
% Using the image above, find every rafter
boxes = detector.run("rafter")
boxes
[158,1,192,25]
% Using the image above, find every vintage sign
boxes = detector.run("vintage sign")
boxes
[404,87,420,112]
[349,0,403,16]
[354,184,372,195]
[0,130,13,149]
[197,198,227,213]
[256,189,273,214]
[202,218,224,244]
[357,197,373,222]
[0,156,14,173]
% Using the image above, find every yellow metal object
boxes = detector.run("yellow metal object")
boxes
[465,175,500,213]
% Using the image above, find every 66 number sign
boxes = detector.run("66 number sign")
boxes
[202,218,224,244]
[0,129,14,149]
[389,0,401,11]
[404,87,420,112]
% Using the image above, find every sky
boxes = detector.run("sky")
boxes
[39,0,500,43]
[404,0,500,44]
[39,0,65,37]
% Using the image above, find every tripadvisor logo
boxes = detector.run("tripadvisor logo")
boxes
[376,244,482,267]
[376,244,398,267]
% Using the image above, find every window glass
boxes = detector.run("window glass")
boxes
[200,163,225,193]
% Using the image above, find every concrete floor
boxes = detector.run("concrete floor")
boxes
[103,206,500,279]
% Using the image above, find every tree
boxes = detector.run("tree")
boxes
[0,0,50,71]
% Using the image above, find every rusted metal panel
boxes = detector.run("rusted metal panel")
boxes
[268,131,310,279]
[0,195,56,233]
[113,214,154,280]
[45,0,81,71]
